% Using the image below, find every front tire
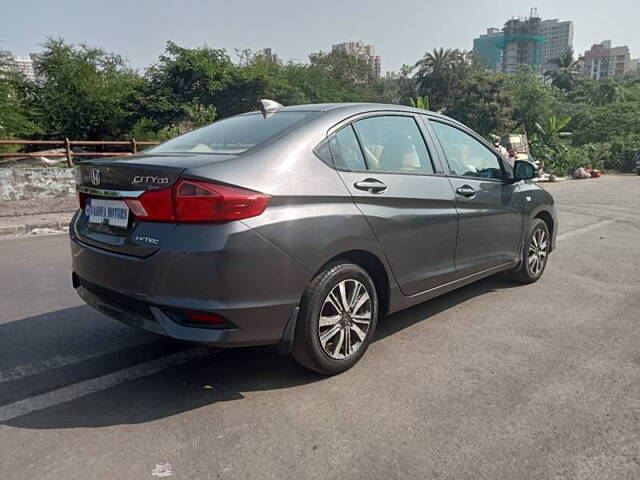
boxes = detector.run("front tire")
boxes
[511,218,550,284]
[292,262,378,375]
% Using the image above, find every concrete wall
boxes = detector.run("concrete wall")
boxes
[0,167,75,201]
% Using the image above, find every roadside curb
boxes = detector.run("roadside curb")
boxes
[0,213,74,239]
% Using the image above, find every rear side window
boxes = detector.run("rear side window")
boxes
[148,112,318,155]
[354,116,434,174]
[430,121,503,180]
[329,125,367,171]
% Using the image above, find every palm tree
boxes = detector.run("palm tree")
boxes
[544,48,580,90]
[413,48,453,108]
[414,48,452,80]
[414,48,452,89]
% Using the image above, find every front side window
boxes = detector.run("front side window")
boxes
[430,121,503,180]
[149,112,318,155]
[353,116,434,174]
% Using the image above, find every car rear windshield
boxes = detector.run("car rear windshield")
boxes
[147,111,318,155]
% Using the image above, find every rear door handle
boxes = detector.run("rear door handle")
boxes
[455,185,476,198]
[354,178,387,194]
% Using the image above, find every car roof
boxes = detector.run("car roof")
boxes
[240,102,460,130]
[234,102,470,140]
[239,102,448,119]
[278,102,447,117]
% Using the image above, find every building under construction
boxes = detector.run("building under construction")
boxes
[498,14,544,74]
[473,9,567,74]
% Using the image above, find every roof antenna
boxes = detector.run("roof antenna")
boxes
[259,99,283,119]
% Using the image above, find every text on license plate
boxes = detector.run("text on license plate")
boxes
[85,199,129,228]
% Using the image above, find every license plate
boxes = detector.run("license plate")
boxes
[85,198,130,228]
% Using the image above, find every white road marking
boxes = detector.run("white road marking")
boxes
[0,339,153,384]
[556,219,615,242]
[0,348,211,422]
[0,209,621,422]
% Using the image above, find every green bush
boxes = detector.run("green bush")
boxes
[608,135,640,171]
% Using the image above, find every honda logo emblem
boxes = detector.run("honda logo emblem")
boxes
[90,169,101,185]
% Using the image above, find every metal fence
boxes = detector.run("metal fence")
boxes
[0,139,160,167]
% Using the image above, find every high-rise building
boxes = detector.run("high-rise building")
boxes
[332,41,382,76]
[473,12,573,75]
[258,48,281,65]
[583,40,632,80]
[1,51,38,82]
[501,14,545,74]
[540,19,574,71]
[473,28,503,72]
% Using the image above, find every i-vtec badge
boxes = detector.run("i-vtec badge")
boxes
[132,175,169,185]
[135,235,160,245]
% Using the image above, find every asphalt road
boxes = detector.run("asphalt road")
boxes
[1,175,639,479]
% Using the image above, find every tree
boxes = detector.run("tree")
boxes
[534,114,572,140]
[410,95,429,110]
[505,66,557,134]
[308,50,382,101]
[26,38,142,140]
[529,115,574,174]
[381,65,415,106]
[413,48,453,109]
[414,48,452,86]
[570,101,640,145]
[0,53,40,141]
[142,41,235,126]
[413,49,513,135]
[413,48,484,112]
[444,72,515,136]
[593,78,626,105]
[141,42,309,132]
[544,48,580,91]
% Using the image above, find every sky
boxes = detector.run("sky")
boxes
[2,0,639,73]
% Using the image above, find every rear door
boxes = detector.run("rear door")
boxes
[330,113,458,296]
[427,118,523,279]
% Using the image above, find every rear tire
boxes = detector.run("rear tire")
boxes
[292,262,378,375]
[511,218,550,284]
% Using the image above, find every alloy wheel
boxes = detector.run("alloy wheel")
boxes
[528,228,549,276]
[317,279,372,360]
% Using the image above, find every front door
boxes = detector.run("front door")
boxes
[330,114,458,296]
[428,119,523,279]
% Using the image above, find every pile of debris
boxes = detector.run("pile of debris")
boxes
[572,167,602,180]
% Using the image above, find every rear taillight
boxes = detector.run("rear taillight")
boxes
[123,179,269,223]
[125,188,174,222]
[174,180,269,222]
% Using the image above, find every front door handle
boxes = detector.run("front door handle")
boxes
[455,185,476,198]
[354,178,387,194]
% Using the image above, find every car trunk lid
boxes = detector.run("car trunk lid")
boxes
[73,154,217,257]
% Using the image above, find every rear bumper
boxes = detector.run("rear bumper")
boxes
[70,216,311,347]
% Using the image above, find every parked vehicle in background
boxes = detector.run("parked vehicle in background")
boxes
[634,151,640,175]
[70,101,557,375]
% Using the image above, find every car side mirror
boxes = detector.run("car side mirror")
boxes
[513,160,535,182]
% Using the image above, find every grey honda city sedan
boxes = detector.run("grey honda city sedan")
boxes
[70,101,556,375]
